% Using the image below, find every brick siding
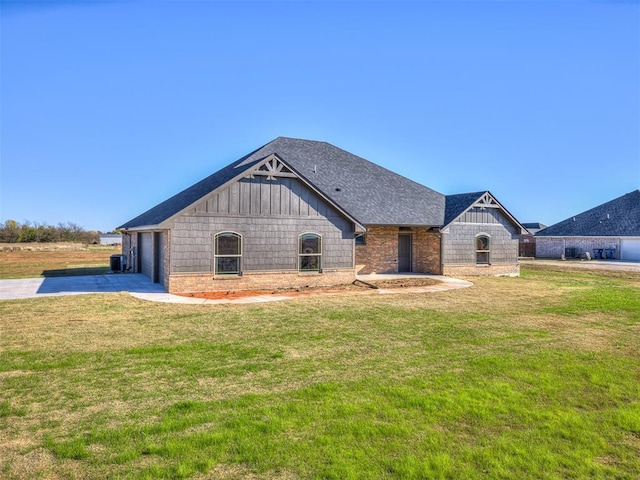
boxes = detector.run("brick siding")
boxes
[355,226,441,274]
[442,263,520,277]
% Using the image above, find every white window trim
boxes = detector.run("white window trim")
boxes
[214,231,242,275]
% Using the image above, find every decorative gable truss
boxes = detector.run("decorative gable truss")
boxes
[473,192,500,209]
[466,193,523,233]
[181,154,365,232]
[248,154,297,181]
[447,192,524,234]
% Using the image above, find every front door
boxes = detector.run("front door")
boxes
[398,234,412,272]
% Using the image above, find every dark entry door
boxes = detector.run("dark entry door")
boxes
[153,232,164,285]
[398,234,412,272]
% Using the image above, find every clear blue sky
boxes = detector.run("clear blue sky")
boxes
[1,0,638,232]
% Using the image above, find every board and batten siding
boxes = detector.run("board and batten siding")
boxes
[193,177,334,218]
[442,207,519,265]
[170,177,354,274]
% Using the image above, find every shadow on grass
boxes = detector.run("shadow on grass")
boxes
[41,267,111,277]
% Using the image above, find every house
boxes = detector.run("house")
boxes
[118,137,525,293]
[535,190,640,261]
[99,233,123,246]
[518,222,547,258]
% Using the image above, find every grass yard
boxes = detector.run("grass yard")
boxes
[0,244,120,278]
[1,265,639,479]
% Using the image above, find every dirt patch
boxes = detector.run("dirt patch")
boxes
[177,277,440,300]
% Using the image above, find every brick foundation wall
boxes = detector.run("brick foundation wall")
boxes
[442,263,520,277]
[168,269,356,294]
[355,226,441,274]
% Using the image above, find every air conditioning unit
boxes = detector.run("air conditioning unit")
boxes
[110,254,127,273]
[564,247,577,258]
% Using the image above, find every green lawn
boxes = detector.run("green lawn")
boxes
[1,265,639,479]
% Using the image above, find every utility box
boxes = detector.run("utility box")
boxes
[110,254,127,273]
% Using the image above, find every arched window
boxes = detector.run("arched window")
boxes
[214,232,242,275]
[299,233,322,272]
[476,234,490,265]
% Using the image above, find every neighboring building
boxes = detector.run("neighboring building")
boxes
[118,137,525,293]
[536,190,640,261]
[519,222,547,258]
[99,233,123,246]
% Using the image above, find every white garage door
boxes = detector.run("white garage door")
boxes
[620,239,640,261]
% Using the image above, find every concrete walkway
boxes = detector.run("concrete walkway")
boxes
[0,273,473,304]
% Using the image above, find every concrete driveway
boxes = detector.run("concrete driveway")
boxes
[519,259,640,273]
[0,273,473,304]
[0,274,169,301]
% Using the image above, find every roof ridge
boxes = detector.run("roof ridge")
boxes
[120,137,450,229]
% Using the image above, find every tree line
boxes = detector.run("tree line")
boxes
[0,220,106,244]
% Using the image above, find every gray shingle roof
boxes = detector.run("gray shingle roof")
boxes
[536,190,640,237]
[522,222,547,230]
[120,137,446,229]
[522,222,547,235]
[118,146,265,229]
[444,191,487,226]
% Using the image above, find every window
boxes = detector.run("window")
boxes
[299,233,321,272]
[476,234,490,264]
[214,232,241,274]
[355,234,366,245]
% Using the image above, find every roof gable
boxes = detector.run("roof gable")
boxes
[118,150,262,229]
[179,155,366,231]
[248,154,297,180]
[119,137,446,229]
[444,191,524,232]
[238,137,446,226]
[536,190,640,237]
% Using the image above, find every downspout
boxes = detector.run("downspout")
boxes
[122,230,136,272]
[121,231,131,272]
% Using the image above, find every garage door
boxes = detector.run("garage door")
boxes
[138,232,153,279]
[620,239,640,261]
